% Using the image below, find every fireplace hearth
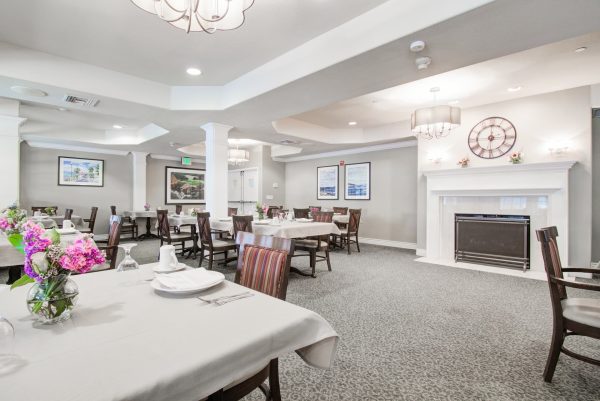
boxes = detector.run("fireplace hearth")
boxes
[454,214,530,271]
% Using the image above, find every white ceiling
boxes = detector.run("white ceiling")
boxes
[0,0,389,85]
[293,32,600,129]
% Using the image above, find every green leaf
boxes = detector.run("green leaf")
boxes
[49,229,60,245]
[10,275,35,290]
[7,233,25,254]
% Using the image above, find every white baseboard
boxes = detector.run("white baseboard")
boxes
[358,237,416,250]
[416,248,426,257]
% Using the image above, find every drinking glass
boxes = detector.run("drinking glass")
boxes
[0,315,14,355]
[117,243,139,272]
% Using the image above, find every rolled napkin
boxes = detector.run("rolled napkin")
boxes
[155,268,223,290]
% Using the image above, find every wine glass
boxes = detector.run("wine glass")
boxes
[117,243,139,272]
[0,315,15,356]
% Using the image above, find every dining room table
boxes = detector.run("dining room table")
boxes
[123,210,159,240]
[0,264,339,401]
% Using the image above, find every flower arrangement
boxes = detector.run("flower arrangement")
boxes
[143,203,151,211]
[0,203,27,236]
[508,151,524,164]
[256,202,265,220]
[10,221,105,323]
[44,207,57,216]
[189,208,200,216]
[457,157,470,168]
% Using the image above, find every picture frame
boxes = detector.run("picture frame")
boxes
[344,162,371,200]
[58,156,104,187]
[317,165,339,200]
[165,166,205,205]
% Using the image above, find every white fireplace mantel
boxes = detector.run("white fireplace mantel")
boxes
[422,160,577,276]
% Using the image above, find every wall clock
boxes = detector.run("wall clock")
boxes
[468,117,516,159]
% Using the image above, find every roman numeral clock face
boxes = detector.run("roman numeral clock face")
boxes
[468,117,517,159]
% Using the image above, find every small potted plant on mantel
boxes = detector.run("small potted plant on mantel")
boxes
[508,151,524,164]
[457,157,470,168]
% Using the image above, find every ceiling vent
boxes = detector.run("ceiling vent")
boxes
[63,95,99,107]
[279,139,301,145]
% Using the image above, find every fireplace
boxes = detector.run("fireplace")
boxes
[454,214,530,271]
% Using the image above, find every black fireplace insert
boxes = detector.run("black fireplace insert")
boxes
[454,214,530,271]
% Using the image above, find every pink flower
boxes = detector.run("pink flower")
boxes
[59,238,105,274]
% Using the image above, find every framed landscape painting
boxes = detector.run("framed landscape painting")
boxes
[165,166,205,204]
[317,165,339,200]
[58,157,104,187]
[344,162,371,200]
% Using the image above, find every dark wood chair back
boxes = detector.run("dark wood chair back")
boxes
[232,215,253,239]
[348,209,362,233]
[105,218,122,268]
[64,208,73,220]
[110,205,117,216]
[293,208,310,219]
[175,204,183,215]
[536,226,567,302]
[333,207,348,215]
[235,232,294,300]
[309,206,322,212]
[228,207,238,216]
[156,209,172,242]
[312,211,333,223]
[87,207,98,232]
[196,212,213,248]
[266,206,282,219]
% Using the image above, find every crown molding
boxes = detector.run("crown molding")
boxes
[273,140,417,162]
[25,140,130,156]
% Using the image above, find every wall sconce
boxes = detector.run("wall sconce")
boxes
[547,140,571,156]
[427,151,446,164]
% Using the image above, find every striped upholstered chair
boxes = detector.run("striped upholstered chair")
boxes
[207,232,293,401]
[536,226,600,382]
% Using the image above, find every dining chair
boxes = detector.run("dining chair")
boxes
[266,206,282,219]
[293,211,333,277]
[197,212,237,270]
[207,232,293,401]
[535,226,600,382]
[157,209,195,258]
[110,205,138,239]
[332,207,348,215]
[293,208,309,219]
[79,206,98,234]
[89,216,122,273]
[308,206,322,211]
[228,207,238,216]
[333,208,362,254]
[64,208,73,221]
[175,204,183,215]
[232,215,253,239]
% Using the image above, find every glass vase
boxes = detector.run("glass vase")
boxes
[26,273,79,324]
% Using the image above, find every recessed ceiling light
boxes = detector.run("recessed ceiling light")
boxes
[348,121,358,126]
[10,86,48,97]
[186,67,202,76]
[57,107,68,112]
[112,124,123,129]
[507,86,522,92]
[448,100,460,105]
[575,46,588,53]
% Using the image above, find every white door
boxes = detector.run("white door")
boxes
[228,169,258,215]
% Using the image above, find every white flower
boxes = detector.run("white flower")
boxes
[31,252,50,274]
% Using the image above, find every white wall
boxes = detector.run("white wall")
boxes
[417,87,593,267]
[592,112,600,262]
[284,145,418,246]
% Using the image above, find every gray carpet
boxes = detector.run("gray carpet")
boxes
[2,240,599,400]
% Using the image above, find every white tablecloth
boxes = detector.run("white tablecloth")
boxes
[332,215,349,224]
[48,214,84,227]
[0,265,339,401]
[123,210,158,219]
[253,221,341,238]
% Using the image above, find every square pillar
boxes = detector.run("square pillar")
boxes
[202,123,231,217]
[131,151,148,210]
[0,114,26,208]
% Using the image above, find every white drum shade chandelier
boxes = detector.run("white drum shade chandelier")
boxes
[130,0,255,33]
[228,148,250,165]
[411,87,461,140]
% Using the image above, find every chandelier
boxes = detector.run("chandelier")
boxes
[411,88,461,140]
[228,148,250,165]
[130,0,255,33]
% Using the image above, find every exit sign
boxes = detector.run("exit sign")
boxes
[181,157,192,166]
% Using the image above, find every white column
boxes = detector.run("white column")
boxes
[202,122,231,217]
[131,152,148,210]
[0,100,26,208]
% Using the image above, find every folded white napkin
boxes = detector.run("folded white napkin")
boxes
[155,268,221,290]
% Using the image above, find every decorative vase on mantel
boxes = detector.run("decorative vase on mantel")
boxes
[26,273,79,324]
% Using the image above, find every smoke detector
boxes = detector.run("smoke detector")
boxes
[409,40,426,53]
[416,56,431,70]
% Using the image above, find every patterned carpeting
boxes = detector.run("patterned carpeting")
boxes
[2,240,599,400]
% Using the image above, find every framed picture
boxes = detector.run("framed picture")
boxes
[344,162,371,200]
[317,165,339,200]
[165,166,205,204]
[58,156,104,187]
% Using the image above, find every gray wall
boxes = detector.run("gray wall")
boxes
[19,143,132,234]
[261,147,286,207]
[593,113,600,262]
[146,157,206,211]
[284,146,418,244]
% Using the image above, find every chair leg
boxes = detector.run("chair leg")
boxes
[207,389,224,401]
[326,249,332,271]
[208,251,214,270]
[544,328,565,382]
[347,236,351,255]
[269,359,281,401]
[355,233,360,252]
[198,245,205,267]
[310,250,316,278]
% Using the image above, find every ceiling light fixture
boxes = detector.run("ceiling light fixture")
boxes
[411,87,461,140]
[415,56,431,70]
[186,67,202,76]
[448,100,460,105]
[130,0,255,34]
[507,86,522,92]
[228,148,250,165]
[348,121,358,126]
[113,125,123,129]
[575,46,588,53]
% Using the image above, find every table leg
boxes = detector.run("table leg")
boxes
[137,217,159,240]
